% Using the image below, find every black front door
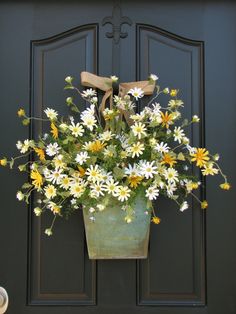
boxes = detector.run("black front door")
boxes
[0,1,235,314]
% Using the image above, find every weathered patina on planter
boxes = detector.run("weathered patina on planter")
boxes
[83,190,151,259]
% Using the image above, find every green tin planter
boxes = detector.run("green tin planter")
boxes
[83,190,151,259]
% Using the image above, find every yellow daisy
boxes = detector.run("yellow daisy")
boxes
[161,153,177,167]
[51,122,58,139]
[128,175,143,188]
[160,111,174,129]
[30,170,43,189]
[34,147,46,162]
[88,140,106,153]
[191,148,210,168]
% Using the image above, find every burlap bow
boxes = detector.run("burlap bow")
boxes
[80,71,155,126]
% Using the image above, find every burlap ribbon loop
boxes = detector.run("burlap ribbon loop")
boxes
[81,71,155,125]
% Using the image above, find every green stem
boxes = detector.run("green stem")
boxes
[190,191,202,204]
[212,161,228,181]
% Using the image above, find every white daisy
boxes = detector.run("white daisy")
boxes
[59,175,71,190]
[69,122,84,137]
[124,163,140,177]
[46,143,60,156]
[70,182,85,198]
[46,168,64,185]
[166,182,177,197]
[100,170,113,182]
[152,102,161,114]
[71,198,77,205]
[16,140,23,150]
[146,186,159,200]
[81,114,97,131]
[81,88,97,98]
[186,145,196,154]
[155,142,170,154]
[85,165,102,183]
[91,97,98,104]
[19,140,33,154]
[131,122,147,139]
[128,142,145,158]
[44,108,58,120]
[75,152,89,165]
[44,185,57,199]
[140,161,158,179]
[53,155,66,169]
[116,186,131,202]
[90,183,106,197]
[105,179,119,196]
[130,112,145,122]
[99,131,114,142]
[149,74,159,81]
[47,201,61,214]
[163,168,179,184]
[128,87,144,100]
[173,127,185,143]
[180,201,189,212]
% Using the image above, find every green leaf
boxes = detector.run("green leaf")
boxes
[64,85,75,90]
[71,105,80,113]
[22,182,32,189]
[62,138,69,145]
[87,156,97,165]
[177,152,185,161]
[146,199,152,210]
[18,164,26,172]
[113,167,125,180]
[37,141,45,149]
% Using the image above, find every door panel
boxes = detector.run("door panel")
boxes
[0,2,235,314]
[137,24,205,306]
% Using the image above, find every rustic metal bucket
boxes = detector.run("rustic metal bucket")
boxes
[83,191,151,259]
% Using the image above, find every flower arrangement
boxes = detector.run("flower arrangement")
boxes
[0,72,230,237]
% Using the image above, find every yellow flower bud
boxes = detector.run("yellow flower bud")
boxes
[17,108,25,117]
[0,158,7,166]
[170,89,178,97]
[201,200,208,209]
[220,182,231,190]
[151,216,161,224]
[163,87,169,94]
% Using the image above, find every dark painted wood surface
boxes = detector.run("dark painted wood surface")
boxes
[0,1,235,314]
